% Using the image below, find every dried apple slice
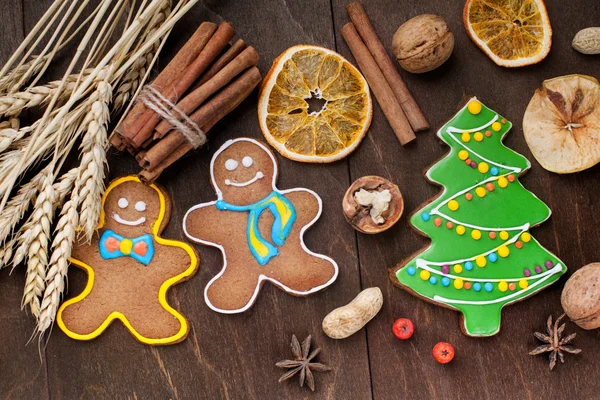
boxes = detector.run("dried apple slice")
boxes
[523,74,600,173]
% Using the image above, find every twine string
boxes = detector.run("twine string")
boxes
[138,85,206,148]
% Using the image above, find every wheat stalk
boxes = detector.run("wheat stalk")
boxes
[37,189,79,333]
[21,172,56,318]
[76,80,111,242]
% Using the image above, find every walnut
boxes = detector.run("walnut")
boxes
[342,176,403,234]
[392,14,454,73]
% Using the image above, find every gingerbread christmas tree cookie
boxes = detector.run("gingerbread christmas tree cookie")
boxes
[391,98,566,337]
[57,176,198,345]
[184,138,338,313]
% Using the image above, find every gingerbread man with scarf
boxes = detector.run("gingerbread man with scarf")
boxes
[184,138,338,313]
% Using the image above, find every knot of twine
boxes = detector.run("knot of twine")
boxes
[138,85,206,149]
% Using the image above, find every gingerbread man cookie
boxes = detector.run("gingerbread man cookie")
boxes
[184,138,338,313]
[57,176,198,345]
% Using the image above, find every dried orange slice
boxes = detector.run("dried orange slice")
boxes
[523,74,600,173]
[463,0,552,67]
[258,45,372,162]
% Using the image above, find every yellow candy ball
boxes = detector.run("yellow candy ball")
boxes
[498,245,510,258]
[499,231,509,241]
[478,162,489,173]
[519,279,529,289]
[521,232,531,243]
[498,177,508,188]
[492,121,502,131]
[453,264,463,273]
[498,281,508,292]
[468,100,482,115]
[456,225,466,235]
[458,150,469,160]
[475,187,486,198]
[461,132,471,142]
[474,132,484,142]
[471,229,482,240]
[454,278,464,290]
[476,256,487,267]
[448,200,459,211]
[420,270,431,280]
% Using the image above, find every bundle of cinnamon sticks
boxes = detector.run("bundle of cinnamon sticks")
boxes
[110,21,262,183]
[342,2,428,146]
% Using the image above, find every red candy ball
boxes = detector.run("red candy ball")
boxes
[433,342,455,364]
[393,318,415,340]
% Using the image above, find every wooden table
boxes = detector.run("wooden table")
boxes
[1,0,599,398]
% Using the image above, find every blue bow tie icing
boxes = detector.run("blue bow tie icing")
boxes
[99,230,155,266]
[216,192,296,266]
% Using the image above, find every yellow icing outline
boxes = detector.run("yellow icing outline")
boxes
[57,176,198,345]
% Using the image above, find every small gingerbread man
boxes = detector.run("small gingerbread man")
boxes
[184,138,338,313]
[57,176,198,345]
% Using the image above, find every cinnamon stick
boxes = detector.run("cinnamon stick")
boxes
[112,22,218,149]
[196,39,246,87]
[131,22,236,149]
[154,46,259,137]
[341,23,415,145]
[139,143,193,184]
[140,67,262,170]
[346,2,428,131]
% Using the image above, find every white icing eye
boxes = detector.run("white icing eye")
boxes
[225,159,238,171]
[135,201,147,212]
[118,198,128,209]
[242,156,253,167]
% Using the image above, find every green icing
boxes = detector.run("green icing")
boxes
[396,98,566,337]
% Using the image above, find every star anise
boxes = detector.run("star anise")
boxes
[529,313,582,370]
[276,335,332,391]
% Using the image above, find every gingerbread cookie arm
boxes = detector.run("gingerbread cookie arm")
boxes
[183,202,229,245]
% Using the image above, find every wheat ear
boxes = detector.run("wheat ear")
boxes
[0,238,16,269]
[76,81,111,242]
[21,172,56,318]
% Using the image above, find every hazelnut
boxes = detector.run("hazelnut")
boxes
[342,176,403,234]
[561,262,600,330]
[392,14,454,73]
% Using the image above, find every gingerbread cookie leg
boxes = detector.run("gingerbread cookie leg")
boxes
[205,267,261,313]
[58,290,113,338]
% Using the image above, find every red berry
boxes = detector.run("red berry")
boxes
[392,318,414,340]
[433,342,455,364]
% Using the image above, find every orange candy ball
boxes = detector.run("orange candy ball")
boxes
[515,241,523,249]
[465,193,473,201]
[434,218,443,227]
[464,282,472,290]
[465,159,472,165]
[507,174,515,182]
[446,221,454,229]
[485,130,492,137]
[485,183,495,191]
[489,231,497,239]
[509,283,517,291]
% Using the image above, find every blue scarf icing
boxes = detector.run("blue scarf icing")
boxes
[216,191,296,265]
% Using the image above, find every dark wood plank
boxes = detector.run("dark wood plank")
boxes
[39,1,371,399]
[331,0,600,399]
[0,1,50,399]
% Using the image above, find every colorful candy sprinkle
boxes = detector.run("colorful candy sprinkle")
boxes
[515,241,523,249]
[523,269,531,277]
[485,130,491,137]
[499,230,509,241]
[485,182,495,191]
[488,252,498,263]
[454,279,464,290]
[471,229,482,240]
[501,118,506,124]
[422,212,431,221]
[448,200,459,211]
[519,279,528,289]
[462,132,471,142]
[453,264,463,273]
[507,174,515,182]
[508,283,517,291]
[490,167,499,176]
[492,121,502,131]
[478,162,489,174]
[545,260,554,269]
[458,150,469,160]
[498,176,508,188]
[470,161,478,169]
[484,282,493,292]
[465,159,472,165]
[441,265,450,274]
[468,100,482,114]
[498,246,510,258]
[464,261,474,271]
[498,281,508,292]
[429,276,438,285]
[464,282,472,290]
[476,256,487,267]
[535,265,543,274]
[473,282,482,291]
[465,193,473,201]
[521,232,531,242]
[434,217,443,227]
[475,187,486,197]
[420,270,431,280]
[407,266,416,275]
[456,225,466,235]
[474,131,484,142]
[446,221,454,229]
[489,231,497,239]
[441,277,450,287]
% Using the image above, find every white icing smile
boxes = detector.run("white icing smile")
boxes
[225,172,264,187]
[113,213,146,226]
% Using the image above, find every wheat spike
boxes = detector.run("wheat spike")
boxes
[21,172,56,318]
[0,169,46,244]
[0,117,23,153]
[0,79,79,118]
[0,238,16,269]
[76,81,111,241]
[0,57,45,94]
[37,189,79,334]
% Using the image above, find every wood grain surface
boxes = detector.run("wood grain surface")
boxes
[0,0,599,399]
